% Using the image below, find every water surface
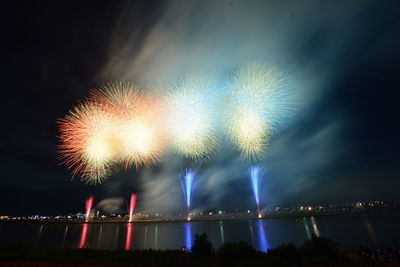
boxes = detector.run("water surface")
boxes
[0,213,398,251]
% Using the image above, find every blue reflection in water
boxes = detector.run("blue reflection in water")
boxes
[185,222,192,251]
[256,220,269,252]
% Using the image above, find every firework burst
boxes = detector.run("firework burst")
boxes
[92,82,165,168]
[224,62,293,158]
[163,76,217,159]
[57,101,119,184]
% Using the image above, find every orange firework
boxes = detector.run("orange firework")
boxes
[57,100,120,184]
[91,82,165,168]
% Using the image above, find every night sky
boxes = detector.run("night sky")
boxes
[2,1,400,216]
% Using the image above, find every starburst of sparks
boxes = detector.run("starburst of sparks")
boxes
[57,101,118,184]
[57,63,294,183]
[224,62,293,158]
[163,76,217,159]
[92,82,165,168]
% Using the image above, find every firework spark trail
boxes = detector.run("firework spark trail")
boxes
[180,169,197,220]
[163,76,218,159]
[128,193,137,222]
[57,101,119,184]
[85,196,94,222]
[224,62,293,158]
[249,166,262,212]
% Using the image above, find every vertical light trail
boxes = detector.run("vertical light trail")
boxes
[128,193,137,222]
[303,217,311,239]
[62,226,68,248]
[154,225,158,248]
[85,196,94,222]
[186,172,193,208]
[310,216,320,237]
[256,220,269,252]
[79,223,89,249]
[180,169,197,220]
[125,223,133,251]
[249,166,262,216]
[184,222,192,251]
[219,221,225,244]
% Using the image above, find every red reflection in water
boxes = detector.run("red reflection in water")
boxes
[79,223,88,249]
[125,223,134,251]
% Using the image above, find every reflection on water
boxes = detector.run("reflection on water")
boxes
[144,225,148,248]
[154,224,158,249]
[79,223,88,249]
[310,217,320,237]
[184,223,192,250]
[113,226,119,249]
[61,226,68,248]
[219,221,225,244]
[125,223,133,251]
[303,217,311,239]
[0,213,398,251]
[97,225,103,249]
[256,220,269,252]
[249,221,256,248]
[363,216,377,244]
[36,225,43,244]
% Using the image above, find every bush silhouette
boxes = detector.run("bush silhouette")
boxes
[267,243,301,265]
[218,241,257,259]
[299,234,349,264]
[191,233,213,255]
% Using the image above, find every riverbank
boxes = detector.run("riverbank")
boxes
[1,235,399,267]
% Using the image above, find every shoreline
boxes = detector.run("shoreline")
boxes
[1,210,396,224]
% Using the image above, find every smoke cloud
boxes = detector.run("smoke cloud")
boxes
[97,0,387,211]
[96,197,124,214]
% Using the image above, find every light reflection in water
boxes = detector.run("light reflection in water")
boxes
[36,225,44,244]
[303,217,311,239]
[97,226,103,249]
[363,216,377,243]
[249,221,256,248]
[61,226,68,248]
[219,221,225,244]
[185,222,192,251]
[144,226,148,249]
[310,217,320,237]
[154,224,158,248]
[79,223,88,249]
[256,220,269,252]
[125,223,133,251]
[114,226,119,249]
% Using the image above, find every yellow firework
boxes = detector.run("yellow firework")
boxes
[163,76,217,159]
[92,82,165,168]
[225,62,287,159]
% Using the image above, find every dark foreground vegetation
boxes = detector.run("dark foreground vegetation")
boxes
[1,234,399,267]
